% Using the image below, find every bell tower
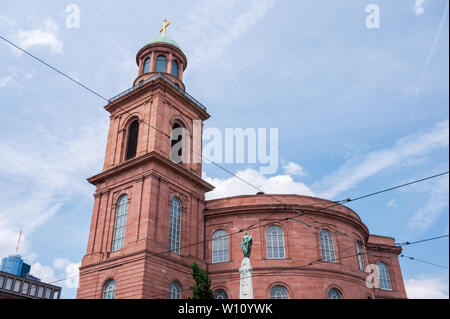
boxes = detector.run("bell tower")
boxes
[77,22,214,299]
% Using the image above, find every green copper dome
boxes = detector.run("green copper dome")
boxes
[148,35,181,50]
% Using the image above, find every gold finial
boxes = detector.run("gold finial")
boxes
[159,19,171,37]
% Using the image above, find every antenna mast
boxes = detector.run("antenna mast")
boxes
[15,230,22,256]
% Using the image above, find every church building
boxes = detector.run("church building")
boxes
[76,24,407,299]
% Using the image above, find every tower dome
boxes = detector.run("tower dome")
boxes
[133,21,187,90]
[148,35,181,50]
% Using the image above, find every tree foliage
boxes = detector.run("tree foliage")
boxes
[190,262,213,299]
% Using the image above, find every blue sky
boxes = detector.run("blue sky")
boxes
[0,0,448,299]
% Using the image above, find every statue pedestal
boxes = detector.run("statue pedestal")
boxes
[239,257,254,299]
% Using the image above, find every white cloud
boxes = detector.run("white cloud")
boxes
[0,14,16,27]
[283,162,307,177]
[387,199,398,208]
[411,0,449,119]
[414,0,427,15]
[405,276,449,299]
[0,117,106,262]
[0,76,13,88]
[0,68,34,89]
[178,0,274,68]
[28,258,80,290]
[53,258,80,289]
[29,262,57,283]
[13,19,63,54]
[63,262,81,289]
[406,177,449,234]
[314,119,449,199]
[204,168,315,200]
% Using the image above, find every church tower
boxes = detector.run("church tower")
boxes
[77,22,214,299]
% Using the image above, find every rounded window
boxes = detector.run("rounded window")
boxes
[170,282,181,299]
[320,229,336,263]
[111,194,128,252]
[269,285,289,299]
[328,288,342,299]
[171,60,179,77]
[266,225,285,259]
[169,197,182,254]
[102,280,116,299]
[143,57,150,73]
[213,289,228,299]
[378,262,392,290]
[125,120,139,160]
[156,55,167,73]
[212,230,229,263]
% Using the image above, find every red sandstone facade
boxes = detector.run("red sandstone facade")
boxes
[76,36,407,299]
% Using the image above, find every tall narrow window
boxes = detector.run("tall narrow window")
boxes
[143,57,150,73]
[125,120,139,160]
[328,288,342,299]
[171,123,183,163]
[102,280,116,299]
[270,286,289,299]
[156,55,167,72]
[169,197,182,254]
[212,230,229,263]
[112,194,128,252]
[320,229,336,263]
[171,60,179,77]
[170,282,181,299]
[356,241,365,271]
[266,226,285,259]
[378,262,392,290]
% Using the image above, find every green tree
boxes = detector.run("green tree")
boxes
[190,262,213,299]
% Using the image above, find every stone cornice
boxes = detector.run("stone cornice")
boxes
[204,202,370,240]
[366,242,402,255]
[105,77,210,120]
[87,150,214,192]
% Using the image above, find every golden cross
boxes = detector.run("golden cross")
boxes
[159,19,171,37]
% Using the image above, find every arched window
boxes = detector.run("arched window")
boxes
[170,282,181,299]
[266,226,285,259]
[125,120,139,160]
[156,55,167,73]
[320,229,336,263]
[378,262,392,290]
[102,280,116,299]
[169,197,182,254]
[112,194,128,252]
[356,241,365,271]
[269,286,289,299]
[143,57,150,73]
[212,230,229,263]
[171,60,179,77]
[213,289,228,299]
[171,123,183,163]
[328,288,342,299]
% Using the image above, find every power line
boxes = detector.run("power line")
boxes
[0,35,110,102]
[400,254,448,269]
[340,171,450,203]
[395,234,449,247]
[0,35,172,140]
